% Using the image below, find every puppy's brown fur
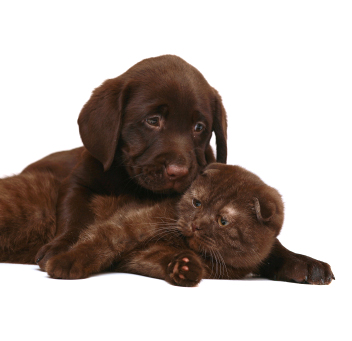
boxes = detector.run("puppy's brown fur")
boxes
[33,55,227,268]
[1,55,334,285]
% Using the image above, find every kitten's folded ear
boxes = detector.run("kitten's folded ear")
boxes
[200,163,222,177]
[253,187,284,236]
[254,197,276,222]
[202,162,225,173]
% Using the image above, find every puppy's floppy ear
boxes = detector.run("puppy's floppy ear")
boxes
[78,77,129,171]
[212,88,227,164]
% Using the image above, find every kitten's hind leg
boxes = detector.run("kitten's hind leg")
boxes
[257,239,335,285]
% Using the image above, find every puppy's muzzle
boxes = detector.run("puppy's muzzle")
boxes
[165,164,189,181]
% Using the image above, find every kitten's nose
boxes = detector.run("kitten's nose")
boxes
[166,164,189,180]
[192,223,200,232]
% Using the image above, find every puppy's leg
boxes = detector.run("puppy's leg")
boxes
[257,239,335,285]
[35,178,97,268]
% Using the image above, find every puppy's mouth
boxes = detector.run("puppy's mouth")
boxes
[126,164,195,193]
[139,174,191,193]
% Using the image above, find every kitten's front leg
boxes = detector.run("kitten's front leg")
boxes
[117,245,204,287]
[167,251,204,287]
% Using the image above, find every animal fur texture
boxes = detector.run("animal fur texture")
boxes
[0,55,334,285]
[0,163,334,286]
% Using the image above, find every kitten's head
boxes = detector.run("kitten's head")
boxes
[177,163,284,270]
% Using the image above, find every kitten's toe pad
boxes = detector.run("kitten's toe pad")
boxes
[178,258,190,279]
[167,252,203,287]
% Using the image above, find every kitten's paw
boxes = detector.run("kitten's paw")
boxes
[269,254,335,285]
[35,240,70,270]
[45,252,91,280]
[167,252,204,287]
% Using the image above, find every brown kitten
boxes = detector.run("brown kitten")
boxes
[45,163,284,286]
[0,172,59,263]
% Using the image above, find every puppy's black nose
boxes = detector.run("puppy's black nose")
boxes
[166,164,189,180]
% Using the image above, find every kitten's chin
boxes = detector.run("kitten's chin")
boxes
[185,236,200,251]
[179,224,199,250]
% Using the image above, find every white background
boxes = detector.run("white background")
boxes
[0,1,351,340]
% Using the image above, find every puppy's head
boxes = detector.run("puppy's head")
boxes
[78,55,227,193]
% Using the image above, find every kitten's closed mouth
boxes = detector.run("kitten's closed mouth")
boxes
[185,236,199,251]
[180,226,194,238]
[180,229,200,250]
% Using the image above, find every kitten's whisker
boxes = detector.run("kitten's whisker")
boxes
[136,222,174,227]
[214,249,229,280]
[209,248,219,279]
[142,227,181,246]
[140,228,175,245]
[153,216,178,222]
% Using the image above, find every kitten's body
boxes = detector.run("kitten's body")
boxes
[0,163,283,285]
[44,163,284,286]
[1,163,333,286]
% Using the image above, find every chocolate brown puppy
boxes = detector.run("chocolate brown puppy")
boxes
[33,55,227,268]
[2,55,333,284]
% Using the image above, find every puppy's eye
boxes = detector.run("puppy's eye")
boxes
[217,216,229,226]
[192,199,202,208]
[194,122,205,132]
[146,117,160,127]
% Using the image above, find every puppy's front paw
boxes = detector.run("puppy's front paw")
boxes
[46,252,91,280]
[167,252,204,287]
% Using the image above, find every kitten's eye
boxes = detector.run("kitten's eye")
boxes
[146,117,160,127]
[218,216,229,226]
[194,122,205,132]
[192,199,202,208]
